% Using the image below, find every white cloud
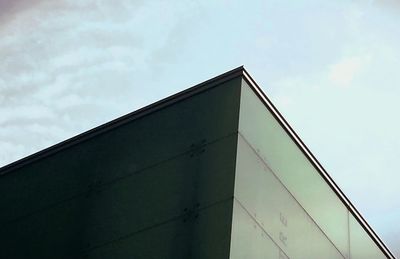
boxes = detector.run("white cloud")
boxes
[0,0,203,166]
[329,55,370,87]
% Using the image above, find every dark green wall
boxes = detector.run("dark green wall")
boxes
[0,77,242,258]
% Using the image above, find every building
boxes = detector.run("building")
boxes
[0,67,394,258]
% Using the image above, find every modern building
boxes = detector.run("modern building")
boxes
[0,67,394,258]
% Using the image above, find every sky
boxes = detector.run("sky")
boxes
[0,0,399,256]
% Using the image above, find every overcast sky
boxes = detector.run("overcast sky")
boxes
[0,0,399,256]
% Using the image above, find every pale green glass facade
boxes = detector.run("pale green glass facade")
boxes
[236,79,388,258]
[0,68,392,258]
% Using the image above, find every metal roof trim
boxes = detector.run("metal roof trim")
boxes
[0,66,245,175]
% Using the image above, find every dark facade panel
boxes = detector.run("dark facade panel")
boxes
[0,76,242,258]
[86,199,234,259]
[0,77,241,222]
[1,135,238,257]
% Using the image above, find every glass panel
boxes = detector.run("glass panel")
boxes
[235,135,343,258]
[239,80,349,257]
[85,199,234,259]
[230,199,281,259]
[1,136,237,257]
[1,198,233,258]
[0,77,242,224]
[349,214,386,259]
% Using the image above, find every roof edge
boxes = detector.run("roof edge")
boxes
[0,66,245,175]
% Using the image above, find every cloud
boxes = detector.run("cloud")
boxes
[0,0,45,21]
[0,0,202,166]
[372,0,400,10]
[329,55,370,87]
